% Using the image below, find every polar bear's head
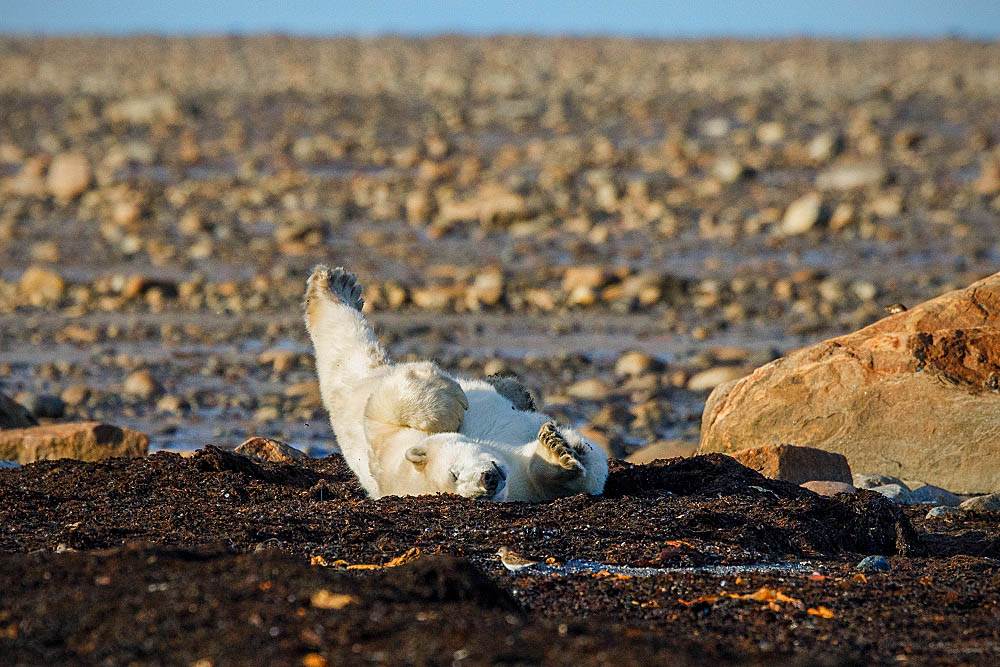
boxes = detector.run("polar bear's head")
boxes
[403,433,508,500]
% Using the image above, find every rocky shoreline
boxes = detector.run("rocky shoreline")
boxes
[2,36,1000,664]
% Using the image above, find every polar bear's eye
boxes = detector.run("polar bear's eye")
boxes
[449,469,459,482]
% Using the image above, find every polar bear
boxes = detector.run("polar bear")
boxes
[304,266,608,502]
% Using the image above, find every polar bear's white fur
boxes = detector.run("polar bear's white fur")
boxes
[304,266,609,501]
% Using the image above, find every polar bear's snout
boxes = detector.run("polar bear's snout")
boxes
[482,461,506,497]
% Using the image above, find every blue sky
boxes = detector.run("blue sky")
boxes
[1,1,999,38]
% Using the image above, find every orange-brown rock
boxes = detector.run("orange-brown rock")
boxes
[234,437,307,464]
[0,422,149,464]
[700,271,1000,494]
[727,444,852,485]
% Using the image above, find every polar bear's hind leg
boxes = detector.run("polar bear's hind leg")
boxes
[305,266,388,401]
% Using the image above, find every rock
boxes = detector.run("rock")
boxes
[259,348,297,372]
[728,444,852,485]
[19,394,65,419]
[155,395,188,413]
[853,473,907,490]
[436,183,528,227]
[104,93,180,125]
[614,351,661,377]
[959,493,1000,512]
[123,369,164,399]
[565,378,611,401]
[19,266,65,305]
[925,506,961,519]
[60,385,91,407]
[625,440,698,464]
[45,152,91,200]
[816,163,886,190]
[857,555,891,572]
[1,392,38,429]
[801,480,857,496]
[284,381,322,406]
[807,132,839,162]
[910,484,961,507]
[699,270,1000,494]
[0,422,149,464]
[466,269,504,309]
[870,484,913,504]
[234,437,307,464]
[687,366,749,392]
[781,192,822,235]
[561,265,606,293]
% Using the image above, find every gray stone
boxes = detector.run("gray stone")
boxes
[870,483,913,504]
[910,484,961,507]
[21,394,65,420]
[925,506,962,519]
[853,473,907,490]
[857,555,891,572]
[959,493,1000,512]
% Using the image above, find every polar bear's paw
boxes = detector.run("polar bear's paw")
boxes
[306,265,364,312]
[537,421,585,475]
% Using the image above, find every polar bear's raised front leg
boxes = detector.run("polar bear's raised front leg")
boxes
[365,362,469,434]
[305,266,389,409]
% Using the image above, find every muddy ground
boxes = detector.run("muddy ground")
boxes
[1,450,998,665]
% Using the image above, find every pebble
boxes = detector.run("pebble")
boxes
[781,193,823,235]
[19,266,65,305]
[565,378,611,401]
[124,369,164,399]
[853,473,907,490]
[614,351,659,377]
[910,484,961,507]
[816,163,886,190]
[800,480,856,497]
[925,506,962,519]
[869,483,913,504]
[856,555,891,572]
[686,366,748,392]
[958,493,1000,512]
[60,385,91,407]
[45,151,91,200]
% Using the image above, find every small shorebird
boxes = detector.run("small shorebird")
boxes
[497,546,540,572]
[884,303,907,314]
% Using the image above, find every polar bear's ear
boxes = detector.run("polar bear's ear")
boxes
[405,445,428,466]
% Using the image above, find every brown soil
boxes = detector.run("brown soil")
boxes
[2,451,998,665]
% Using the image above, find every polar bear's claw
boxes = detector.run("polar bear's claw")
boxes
[308,265,364,312]
[538,421,585,474]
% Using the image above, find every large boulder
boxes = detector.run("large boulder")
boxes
[699,271,1000,494]
[0,422,149,463]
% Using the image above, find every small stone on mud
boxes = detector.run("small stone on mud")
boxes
[124,369,164,399]
[857,556,891,572]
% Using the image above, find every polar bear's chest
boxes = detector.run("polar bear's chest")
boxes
[457,383,548,446]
